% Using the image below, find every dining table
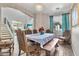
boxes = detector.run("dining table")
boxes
[26,33,55,48]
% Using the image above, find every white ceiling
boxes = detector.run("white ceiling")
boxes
[18,3,72,15]
[15,3,73,15]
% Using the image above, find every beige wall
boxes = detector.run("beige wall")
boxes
[0,8,1,21]
[72,27,79,56]
[77,4,79,25]
[35,13,50,30]
[71,4,79,56]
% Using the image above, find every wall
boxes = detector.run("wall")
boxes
[35,13,50,30]
[0,8,1,21]
[77,4,79,25]
[71,4,79,56]
[72,27,79,56]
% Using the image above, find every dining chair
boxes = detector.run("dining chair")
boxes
[46,29,51,33]
[63,30,71,44]
[16,29,41,56]
[59,30,71,45]
[33,29,38,34]
[0,38,14,56]
[25,29,35,45]
[25,29,32,34]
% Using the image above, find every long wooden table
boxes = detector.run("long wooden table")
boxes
[26,33,59,55]
[26,33,55,48]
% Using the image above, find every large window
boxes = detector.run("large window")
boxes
[12,20,23,30]
[26,16,34,30]
[24,16,34,30]
[72,5,78,27]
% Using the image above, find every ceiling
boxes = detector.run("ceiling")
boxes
[17,3,73,15]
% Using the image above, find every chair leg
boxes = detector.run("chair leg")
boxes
[12,43,14,50]
[18,49,21,56]
[0,48,1,55]
[9,47,11,56]
[26,52,29,56]
[12,43,14,54]
[55,43,59,48]
[46,50,50,56]
[0,48,1,52]
[26,53,28,56]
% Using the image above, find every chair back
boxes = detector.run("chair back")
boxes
[16,29,28,52]
[26,29,32,34]
[63,30,71,41]
[46,29,51,33]
[33,29,38,34]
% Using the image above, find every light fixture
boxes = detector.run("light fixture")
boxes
[51,5,63,11]
[35,4,44,11]
[56,7,60,10]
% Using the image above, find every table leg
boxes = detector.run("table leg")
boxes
[55,43,59,48]
[0,48,1,55]
[46,50,50,56]
[0,48,1,52]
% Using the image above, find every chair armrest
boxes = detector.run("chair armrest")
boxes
[59,36,66,40]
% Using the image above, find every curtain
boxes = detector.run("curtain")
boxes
[50,16,53,33]
[62,14,70,32]
[66,14,70,30]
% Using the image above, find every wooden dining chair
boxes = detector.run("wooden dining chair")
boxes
[0,38,14,56]
[33,29,38,34]
[16,29,41,56]
[46,29,51,33]
[63,30,71,44]
[25,29,32,34]
[59,30,71,45]
[25,29,35,45]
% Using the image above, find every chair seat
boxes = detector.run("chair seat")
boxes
[0,40,13,48]
[59,36,66,40]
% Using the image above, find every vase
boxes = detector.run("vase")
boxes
[40,32,44,35]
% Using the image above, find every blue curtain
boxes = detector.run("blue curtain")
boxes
[62,14,70,32]
[66,14,70,30]
[62,14,66,32]
[24,24,32,29]
[50,16,53,33]
[27,24,32,28]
